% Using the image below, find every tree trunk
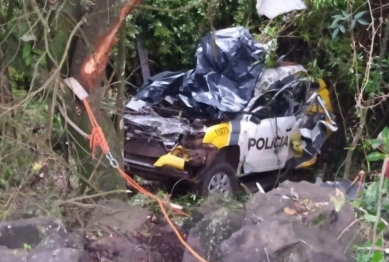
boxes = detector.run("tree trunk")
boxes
[52,0,140,196]
[115,24,127,158]
[137,35,150,82]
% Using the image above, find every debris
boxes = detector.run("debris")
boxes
[256,182,265,194]
[290,188,299,201]
[316,177,365,200]
[256,0,307,19]
[21,33,37,42]
[284,207,297,216]
[330,188,346,212]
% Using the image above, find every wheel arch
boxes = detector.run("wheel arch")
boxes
[208,145,241,172]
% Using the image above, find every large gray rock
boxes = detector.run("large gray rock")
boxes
[87,235,162,262]
[214,180,361,262]
[27,248,89,262]
[86,199,151,234]
[30,231,85,255]
[87,236,139,255]
[216,221,350,262]
[0,217,66,249]
[246,181,360,249]
[0,246,28,262]
[182,205,245,262]
[182,194,245,233]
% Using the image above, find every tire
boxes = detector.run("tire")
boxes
[197,162,239,196]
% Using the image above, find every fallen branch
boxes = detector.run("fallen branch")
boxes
[337,218,363,240]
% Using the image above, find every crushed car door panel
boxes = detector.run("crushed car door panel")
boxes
[241,116,296,174]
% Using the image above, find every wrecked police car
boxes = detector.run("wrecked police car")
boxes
[123,27,337,196]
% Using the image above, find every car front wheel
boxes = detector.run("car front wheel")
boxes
[197,162,239,196]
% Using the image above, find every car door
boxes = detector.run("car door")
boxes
[242,90,296,174]
[243,117,295,173]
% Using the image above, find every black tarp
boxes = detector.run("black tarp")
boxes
[134,27,267,119]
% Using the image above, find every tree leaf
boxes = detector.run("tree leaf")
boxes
[366,152,385,162]
[332,14,343,19]
[370,139,385,149]
[363,213,377,223]
[382,204,389,211]
[354,11,366,20]
[339,25,346,33]
[32,48,43,56]
[371,251,384,262]
[330,188,345,212]
[22,44,31,59]
[382,127,389,140]
[332,28,340,40]
[329,19,340,29]
[25,56,32,66]
[365,182,379,203]
[357,18,370,25]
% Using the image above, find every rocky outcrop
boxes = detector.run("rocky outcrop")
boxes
[1,181,363,262]
[183,180,361,262]
[0,200,161,262]
[181,195,245,262]
[182,207,244,262]
[0,217,66,249]
[0,217,89,262]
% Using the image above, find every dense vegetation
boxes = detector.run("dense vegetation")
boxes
[1,0,389,261]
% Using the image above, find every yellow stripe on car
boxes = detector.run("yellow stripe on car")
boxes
[296,156,317,169]
[202,122,231,149]
[307,79,333,114]
[154,154,186,170]
[307,79,334,136]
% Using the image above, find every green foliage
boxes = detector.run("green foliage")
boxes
[352,179,389,261]
[351,128,389,261]
[135,0,210,69]
[328,10,369,39]
[134,0,260,71]
[23,243,32,251]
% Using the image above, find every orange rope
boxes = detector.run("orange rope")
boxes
[83,100,110,157]
[158,198,208,262]
[81,98,206,262]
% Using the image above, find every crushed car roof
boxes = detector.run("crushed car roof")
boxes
[134,27,267,120]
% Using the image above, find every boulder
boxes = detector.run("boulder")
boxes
[87,235,162,262]
[215,180,361,262]
[27,248,90,262]
[217,220,350,262]
[86,199,151,235]
[246,181,360,248]
[0,246,28,262]
[0,217,66,249]
[181,194,245,233]
[0,217,90,262]
[30,230,85,255]
[182,199,245,262]
[87,236,139,256]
